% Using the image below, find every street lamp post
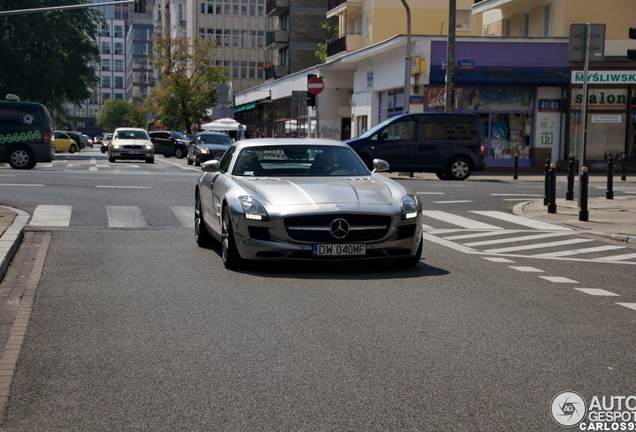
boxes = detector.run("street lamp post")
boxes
[445,0,456,113]
[400,0,411,115]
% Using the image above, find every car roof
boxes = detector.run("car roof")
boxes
[233,138,346,150]
[114,127,146,131]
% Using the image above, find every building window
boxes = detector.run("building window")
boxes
[364,18,369,37]
[523,13,530,37]
[101,25,110,37]
[503,19,511,37]
[543,4,551,37]
[101,41,110,54]
[102,76,111,88]
[102,92,111,101]
[114,25,123,37]
[456,10,470,31]
[114,60,124,72]
[102,59,111,71]
[115,76,124,88]
[115,93,124,100]
[115,42,124,55]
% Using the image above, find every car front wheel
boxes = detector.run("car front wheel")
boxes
[446,158,471,181]
[145,157,154,163]
[222,206,242,269]
[175,147,185,159]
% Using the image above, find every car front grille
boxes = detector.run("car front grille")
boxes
[284,214,391,243]
[123,145,143,149]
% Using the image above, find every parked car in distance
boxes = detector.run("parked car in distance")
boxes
[65,131,86,150]
[346,113,486,180]
[101,133,113,153]
[149,130,190,159]
[108,128,154,163]
[82,134,93,148]
[194,138,423,269]
[0,94,55,169]
[187,131,232,166]
[52,131,80,153]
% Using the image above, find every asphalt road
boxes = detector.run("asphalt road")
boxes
[1,148,635,431]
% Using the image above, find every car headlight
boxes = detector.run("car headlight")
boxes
[238,196,269,221]
[200,149,209,154]
[401,194,420,220]
[144,143,153,150]
[113,144,120,149]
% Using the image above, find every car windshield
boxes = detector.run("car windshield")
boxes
[197,134,232,145]
[172,131,188,140]
[116,130,148,140]
[355,117,394,139]
[231,145,370,177]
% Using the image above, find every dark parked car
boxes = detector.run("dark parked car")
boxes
[346,113,486,180]
[100,133,113,153]
[149,131,190,159]
[187,131,232,166]
[65,131,86,150]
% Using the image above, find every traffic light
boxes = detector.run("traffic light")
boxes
[306,92,316,107]
[628,28,636,60]
[134,0,145,14]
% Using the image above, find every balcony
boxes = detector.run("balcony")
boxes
[327,0,363,19]
[326,33,362,58]
[264,65,288,80]
[265,30,289,50]
[266,0,289,17]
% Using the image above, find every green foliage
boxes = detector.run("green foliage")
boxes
[315,21,338,63]
[151,36,228,134]
[0,0,101,112]
[96,99,146,132]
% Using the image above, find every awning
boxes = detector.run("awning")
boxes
[234,103,256,113]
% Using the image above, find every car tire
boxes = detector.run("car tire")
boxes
[397,234,423,267]
[163,153,171,158]
[108,154,116,163]
[145,157,155,164]
[222,205,242,270]
[195,191,215,247]
[435,172,448,180]
[70,144,78,154]
[7,146,36,170]
[446,157,471,181]
[175,147,185,159]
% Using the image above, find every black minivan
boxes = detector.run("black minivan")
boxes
[347,113,486,180]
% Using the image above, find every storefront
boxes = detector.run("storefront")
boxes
[567,70,636,171]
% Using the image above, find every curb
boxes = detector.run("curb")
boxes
[0,206,29,282]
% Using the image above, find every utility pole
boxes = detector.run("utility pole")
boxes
[445,0,456,113]
[400,0,412,114]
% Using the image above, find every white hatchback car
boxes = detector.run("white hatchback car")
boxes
[108,128,155,163]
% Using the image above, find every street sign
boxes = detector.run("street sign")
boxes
[568,23,605,62]
[307,76,324,95]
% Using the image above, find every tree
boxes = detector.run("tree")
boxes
[315,20,338,63]
[0,0,101,111]
[151,36,228,134]
[96,99,145,132]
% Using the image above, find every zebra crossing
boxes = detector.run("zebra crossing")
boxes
[25,205,636,263]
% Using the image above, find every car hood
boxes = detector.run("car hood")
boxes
[113,139,152,146]
[234,176,396,206]
[198,144,230,150]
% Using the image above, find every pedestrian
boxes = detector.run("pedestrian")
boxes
[255,127,265,138]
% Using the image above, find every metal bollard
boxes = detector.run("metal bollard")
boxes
[543,158,550,205]
[566,154,575,201]
[622,153,627,181]
[606,155,614,200]
[579,167,589,222]
[513,153,518,180]
[547,163,557,214]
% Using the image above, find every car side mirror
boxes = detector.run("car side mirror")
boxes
[372,159,390,173]
[201,160,221,172]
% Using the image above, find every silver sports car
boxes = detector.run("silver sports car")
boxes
[194,138,423,269]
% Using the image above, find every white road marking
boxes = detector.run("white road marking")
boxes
[96,186,151,189]
[617,303,636,311]
[471,211,572,230]
[532,245,626,258]
[0,184,45,187]
[172,206,194,228]
[432,200,474,204]
[106,206,147,227]
[422,211,502,230]
[444,230,527,240]
[538,276,579,283]
[483,238,593,254]
[463,232,574,247]
[29,205,72,226]
[595,253,636,261]
[575,288,620,296]
[482,257,515,263]
[508,266,544,272]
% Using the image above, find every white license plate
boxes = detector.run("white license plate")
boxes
[312,244,366,256]
[127,150,140,154]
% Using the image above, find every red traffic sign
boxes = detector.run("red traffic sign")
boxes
[307,76,324,95]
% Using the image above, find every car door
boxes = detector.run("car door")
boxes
[151,132,170,155]
[366,117,418,170]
